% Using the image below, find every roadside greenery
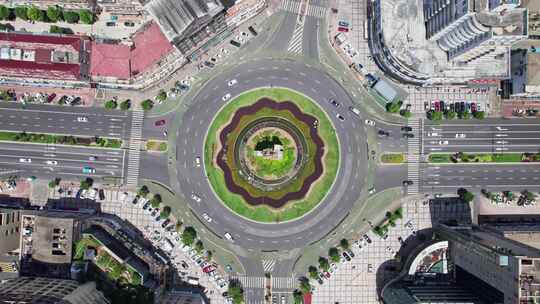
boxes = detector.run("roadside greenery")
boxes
[458,188,475,203]
[120,99,131,110]
[48,177,60,188]
[155,90,167,103]
[318,256,329,271]
[105,99,118,109]
[80,177,93,190]
[0,131,121,148]
[141,99,154,111]
[137,185,149,198]
[339,238,350,250]
[0,5,94,24]
[49,25,73,34]
[380,153,405,164]
[150,194,162,208]
[228,279,244,304]
[373,207,403,237]
[181,226,197,246]
[146,140,167,152]
[385,101,402,113]
[160,206,171,219]
[308,266,318,279]
[328,247,340,263]
[429,152,535,163]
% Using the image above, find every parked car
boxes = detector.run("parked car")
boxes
[402,133,414,138]
[342,251,352,261]
[363,234,372,244]
[98,189,105,200]
[401,126,412,132]
[155,119,166,126]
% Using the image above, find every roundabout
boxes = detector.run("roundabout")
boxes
[204,89,339,222]
[173,58,368,251]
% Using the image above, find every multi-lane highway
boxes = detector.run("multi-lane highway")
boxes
[0,102,132,139]
[0,142,126,181]
[423,119,540,153]
[420,119,540,193]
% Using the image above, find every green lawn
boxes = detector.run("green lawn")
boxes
[146,140,168,152]
[380,153,405,164]
[428,153,453,163]
[204,88,339,223]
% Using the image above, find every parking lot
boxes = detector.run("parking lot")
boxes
[311,195,471,303]
[48,186,230,303]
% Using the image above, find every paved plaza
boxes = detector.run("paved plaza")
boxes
[311,195,471,303]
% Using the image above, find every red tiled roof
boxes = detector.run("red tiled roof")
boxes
[89,42,131,79]
[130,22,173,75]
[0,59,80,80]
[0,33,81,52]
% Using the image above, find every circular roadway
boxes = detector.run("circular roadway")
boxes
[174,58,367,251]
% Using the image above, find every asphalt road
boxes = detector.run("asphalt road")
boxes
[0,103,132,139]
[173,58,368,255]
[0,142,126,181]
[423,119,540,153]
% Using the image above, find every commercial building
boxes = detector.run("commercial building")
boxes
[19,210,90,278]
[160,288,208,304]
[424,0,527,63]
[0,276,109,304]
[383,223,540,304]
[0,208,21,254]
[144,0,225,52]
[0,33,90,82]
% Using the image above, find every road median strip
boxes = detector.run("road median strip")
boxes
[0,131,122,148]
[380,153,405,164]
[428,152,539,163]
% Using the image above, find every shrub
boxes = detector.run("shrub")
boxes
[386,101,401,113]
[63,11,79,23]
[120,99,131,110]
[340,238,350,250]
[156,90,167,102]
[27,6,44,21]
[445,110,457,119]
[427,110,443,121]
[0,6,10,20]
[194,240,204,253]
[308,265,318,279]
[400,109,412,118]
[46,6,62,22]
[182,226,197,246]
[137,185,149,197]
[78,9,93,24]
[14,7,28,20]
[473,111,485,119]
[141,99,153,111]
[80,178,93,190]
[160,206,171,219]
[104,99,117,109]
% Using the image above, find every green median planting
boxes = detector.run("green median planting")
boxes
[0,131,122,148]
[380,153,405,164]
[429,152,539,163]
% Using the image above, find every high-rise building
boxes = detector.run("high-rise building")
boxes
[0,276,109,304]
[424,0,527,63]
[436,223,540,304]
[0,208,21,254]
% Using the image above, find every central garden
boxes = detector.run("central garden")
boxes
[204,88,339,222]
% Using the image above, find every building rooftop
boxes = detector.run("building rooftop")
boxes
[0,33,86,80]
[32,215,75,264]
[89,42,131,79]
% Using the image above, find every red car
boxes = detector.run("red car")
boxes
[433,101,440,112]
[47,93,56,103]
[337,27,349,32]
[154,119,166,126]
[203,265,216,273]
[471,103,477,112]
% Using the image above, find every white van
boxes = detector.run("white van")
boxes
[187,277,199,285]
[349,106,361,116]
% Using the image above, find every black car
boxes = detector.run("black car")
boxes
[336,114,345,121]
[401,126,412,132]
[342,251,352,261]
[402,133,414,138]
[155,215,162,222]
[377,130,389,137]
[132,196,139,205]
[363,234,372,244]
[450,103,455,112]
[403,180,413,186]
[98,189,105,200]
[329,99,340,107]
[346,249,355,258]
[230,40,241,47]
[161,219,171,228]
[439,100,445,111]
[203,61,215,68]
[460,102,465,112]
[248,26,258,36]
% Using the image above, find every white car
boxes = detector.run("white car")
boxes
[368,187,376,194]
[77,117,88,122]
[45,160,58,165]
[364,119,375,126]
[195,157,201,167]
[202,213,212,223]
[438,140,449,145]
[191,193,201,203]
[19,158,31,163]
[227,79,237,87]
[222,93,231,101]
[427,132,439,137]
[224,232,234,241]
[455,133,466,138]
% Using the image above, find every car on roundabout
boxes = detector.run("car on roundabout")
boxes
[191,193,201,202]
[224,232,234,242]
[364,119,375,126]
[227,79,237,87]
[222,93,231,101]
[202,213,212,223]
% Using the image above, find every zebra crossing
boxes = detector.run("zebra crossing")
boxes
[262,259,276,272]
[272,276,296,289]
[126,110,144,188]
[230,275,266,289]
[287,23,304,54]
[279,0,327,18]
[406,118,422,195]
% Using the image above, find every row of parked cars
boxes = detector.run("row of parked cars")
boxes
[425,100,482,113]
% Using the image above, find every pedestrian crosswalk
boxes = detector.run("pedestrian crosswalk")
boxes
[126,110,143,188]
[272,276,296,289]
[279,0,327,18]
[262,259,276,272]
[406,119,421,195]
[230,275,266,289]
[288,23,304,54]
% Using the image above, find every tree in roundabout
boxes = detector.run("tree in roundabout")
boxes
[204,88,339,223]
